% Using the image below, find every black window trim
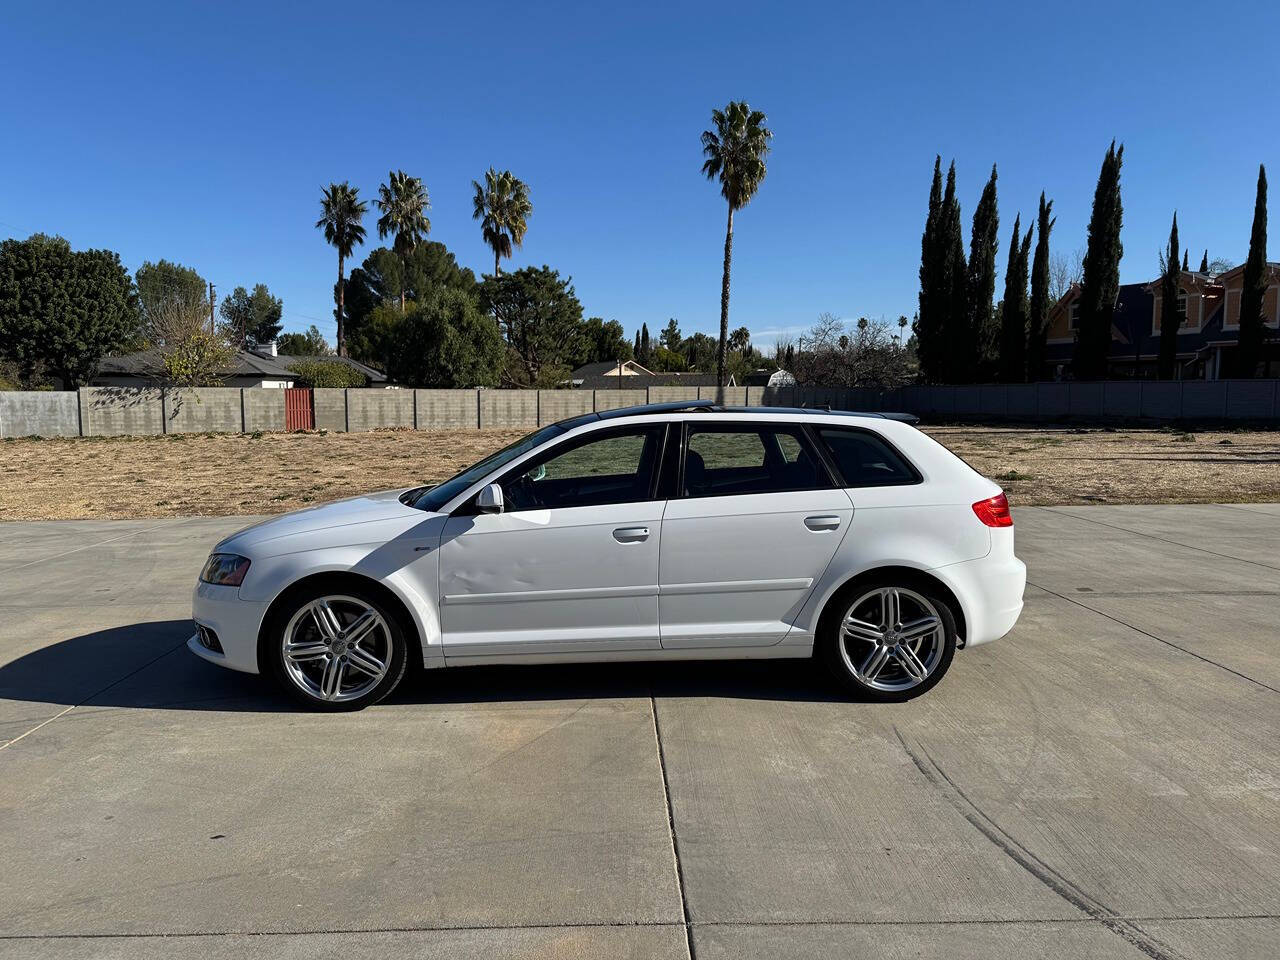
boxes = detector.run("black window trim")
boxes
[452,421,671,515]
[811,423,923,488]
[675,419,838,500]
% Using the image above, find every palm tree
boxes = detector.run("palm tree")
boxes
[375,170,431,312]
[701,101,772,393]
[315,182,368,358]
[471,168,533,277]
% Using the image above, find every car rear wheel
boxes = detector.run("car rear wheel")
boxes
[268,587,408,711]
[818,577,956,702]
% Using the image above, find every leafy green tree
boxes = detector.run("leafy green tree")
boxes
[472,168,533,277]
[934,161,968,383]
[287,358,368,388]
[344,241,478,348]
[638,323,652,366]
[481,266,585,386]
[580,317,632,364]
[967,165,1000,381]
[277,325,332,356]
[915,156,945,382]
[998,215,1033,382]
[651,345,688,372]
[1158,213,1181,380]
[135,259,206,335]
[347,301,409,372]
[1074,141,1125,380]
[219,284,283,348]
[659,318,682,352]
[387,289,503,388]
[0,234,141,387]
[683,331,718,371]
[315,182,368,357]
[376,170,431,313]
[701,101,773,392]
[1026,193,1055,382]
[1236,164,1268,378]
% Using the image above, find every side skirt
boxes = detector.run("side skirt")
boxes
[440,635,815,669]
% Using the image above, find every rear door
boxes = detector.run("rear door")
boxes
[658,420,852,648]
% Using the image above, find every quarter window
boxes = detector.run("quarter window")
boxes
[817,428,919,487]
[501,425,665,511]
[683,424,832,498]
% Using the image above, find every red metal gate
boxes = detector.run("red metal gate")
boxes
[284,388,314,431]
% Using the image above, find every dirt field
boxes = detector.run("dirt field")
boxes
[1,424,1277,521]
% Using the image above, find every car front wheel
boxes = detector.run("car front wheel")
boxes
[818,578,956,701]
[268,587,408,711]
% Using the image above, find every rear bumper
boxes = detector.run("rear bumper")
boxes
[936,551,1026,648]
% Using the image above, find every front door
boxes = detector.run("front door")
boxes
[439,423,668,658]
[659,421,852,648]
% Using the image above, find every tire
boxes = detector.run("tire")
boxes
[817,575,957,702]
[266,583,408,711]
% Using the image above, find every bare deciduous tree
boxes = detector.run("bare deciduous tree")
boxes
[150,296,236,388]
[789,313,913,390]
[1049,247,1084,302]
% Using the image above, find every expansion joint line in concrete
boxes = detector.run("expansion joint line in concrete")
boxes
[650,693,696,960]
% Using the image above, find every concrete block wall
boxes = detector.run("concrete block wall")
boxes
[347,389,414,431]
[415,389,478,430]
[537,390,593,425]
[479,390,537,429]
[1,380,1277,438]
[163,388,243,434]
[0,391,79,438]
[313,388,348,432]
[78,387,164,436]
[242,390,285,433]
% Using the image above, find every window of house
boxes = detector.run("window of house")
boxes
[1068,301,1080,330]
[1177,292,1188,324]
[683,424,832,498]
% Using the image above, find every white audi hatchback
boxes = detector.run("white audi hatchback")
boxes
[190,401,1025,709]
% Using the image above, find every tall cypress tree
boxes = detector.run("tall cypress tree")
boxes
[998,215,1033,382]
[1074,141,1125,380]
[1026,193,1055,382]
[1199,250,1209,273]
[1236,164,1268,378]
[1181,250,1189,271]
[915,156,944,382]
[934,161,968,383]
[639,322,651,366]
[1158,212,1181,380]
[967,165,1000,381]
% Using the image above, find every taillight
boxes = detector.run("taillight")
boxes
[972,492,1013,527]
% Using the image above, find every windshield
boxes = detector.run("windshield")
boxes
[402,424,566,512]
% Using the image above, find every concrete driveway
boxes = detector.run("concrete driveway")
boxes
[1,505,1278,959]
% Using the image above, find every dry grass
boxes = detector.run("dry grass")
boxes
[1,425,1277,521]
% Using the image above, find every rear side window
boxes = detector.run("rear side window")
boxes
[817,427,919,487]
[683,424,833,497]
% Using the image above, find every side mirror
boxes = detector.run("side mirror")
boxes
[476,483,504,514]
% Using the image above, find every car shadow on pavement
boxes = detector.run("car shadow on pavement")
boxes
[0,620,848,713]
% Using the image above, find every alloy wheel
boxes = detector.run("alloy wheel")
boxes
[281,595,392,703]
[838,586,945,692]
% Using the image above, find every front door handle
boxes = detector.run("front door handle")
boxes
[804,515,841,531]
[613,526,650,543]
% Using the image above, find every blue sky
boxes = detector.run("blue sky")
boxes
[2,1,1276,347]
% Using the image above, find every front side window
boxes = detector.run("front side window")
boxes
[501,425,665,511]
[683,424,832,498]
[404,424,565,512]
[817,427,919,487]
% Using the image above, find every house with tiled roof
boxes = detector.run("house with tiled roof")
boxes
[1040,262,1280,380]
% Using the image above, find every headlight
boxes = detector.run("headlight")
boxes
[200,553,251,587]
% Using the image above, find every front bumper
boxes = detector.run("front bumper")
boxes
[190,580,271,674]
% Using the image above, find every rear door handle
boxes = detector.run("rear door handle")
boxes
[613,526,650,543]
[804,515,841,531]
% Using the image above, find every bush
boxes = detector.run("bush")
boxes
[287,359,368,388]
[386,289,503,388]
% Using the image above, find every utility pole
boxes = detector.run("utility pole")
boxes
[208,282,216,335]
